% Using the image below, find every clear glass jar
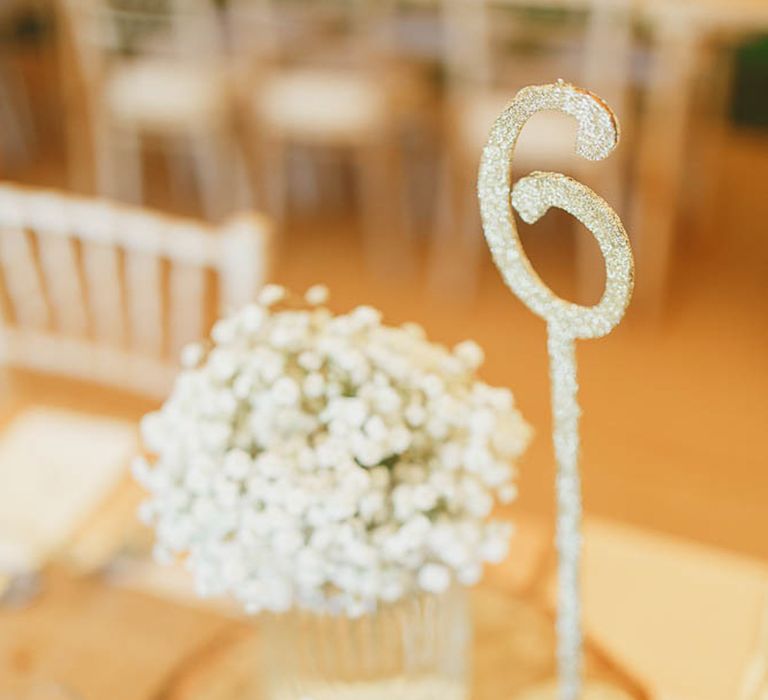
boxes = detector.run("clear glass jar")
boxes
[260,585,471,700]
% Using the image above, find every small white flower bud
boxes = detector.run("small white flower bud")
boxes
[418,563,451,593]
[258,284,286,306]
[180,342,204,368]
[454,340,485,369]
[240,304,266,333]
[212,319,237,344]
[272,377,300,406]
[305,284,329,305]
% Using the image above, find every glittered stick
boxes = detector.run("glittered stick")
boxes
[478,82,634,700]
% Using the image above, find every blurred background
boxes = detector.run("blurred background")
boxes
[0,0,767,699]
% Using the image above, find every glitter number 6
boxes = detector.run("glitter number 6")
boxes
[478,81,634,339]
[478,82,635,700]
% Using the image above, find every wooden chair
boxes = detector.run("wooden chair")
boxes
[431,0,635,303]
[0,183,272,399]
[229,0,421,274]
[56,0,248,221]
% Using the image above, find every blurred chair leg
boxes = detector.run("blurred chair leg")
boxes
[579,0,633,306]
[91,112,118,198]
[166,135,193,207]
[357,136,413,279]
[191,128,234,222]
[688,43,732,252]
[631,17,699,315]
[428,153,460,293]
[96,122,143,204]
[457,167,485,296]
[324,149,347,213]
[232,146,254,212]
[260,134,289,228]
[0,69,36,165]
[64,100,91,193]
[428,152,482,303]
[118,127,145,206]
[293,146,318,212]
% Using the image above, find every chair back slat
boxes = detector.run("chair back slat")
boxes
[168,264,207,358]
[0,226,50,330]
[125,251,164,357]
[119,209,165,357]
[22,192,91,335]
[0,183,271,398]
[82,241,125,344]
[36,235,89,336]
[217,215,271,316]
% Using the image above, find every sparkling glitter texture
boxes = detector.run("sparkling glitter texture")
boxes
[477,82,634,700]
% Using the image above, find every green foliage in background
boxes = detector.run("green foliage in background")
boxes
[731,36,768,129]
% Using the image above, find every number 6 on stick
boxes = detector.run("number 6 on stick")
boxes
[478,81,634,700]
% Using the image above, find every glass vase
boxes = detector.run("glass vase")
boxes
[260,585,471,700]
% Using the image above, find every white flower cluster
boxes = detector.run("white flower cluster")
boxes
[134,284,531,616]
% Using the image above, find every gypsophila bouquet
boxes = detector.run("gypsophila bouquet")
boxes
[133,284,531,617]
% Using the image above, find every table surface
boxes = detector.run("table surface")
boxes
[0,370,649,700]
[1,371,766,700]
[0,564,647,700]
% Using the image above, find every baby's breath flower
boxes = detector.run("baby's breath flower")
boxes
[136,286,531,616]
[180,342,204,368]
[418,563,451,594]
[454,339,485,370]
[305,284,330,306]
[258,283,286,306]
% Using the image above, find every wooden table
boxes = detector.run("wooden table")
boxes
[5,510,768,699]
[0,541,648,700]
[0,369,648,699]
[4,364,766,700]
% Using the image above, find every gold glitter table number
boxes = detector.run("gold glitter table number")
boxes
[478,82,634,700]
